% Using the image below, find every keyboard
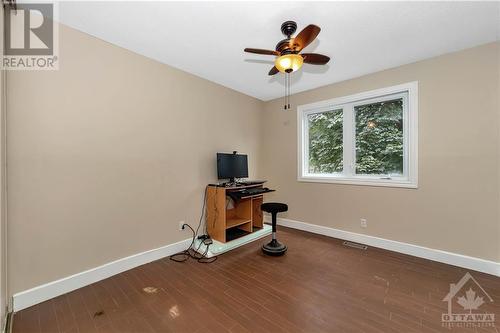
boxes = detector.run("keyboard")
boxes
[241,187,271,195]
[238,180,266,186]
[228,187,275,200]
[227,187,274,199]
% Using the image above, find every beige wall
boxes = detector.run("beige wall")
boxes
[497,42,500,264]
[0,2,6,320]
[7,23,264,294]
[498,42,500,263]
[262,42,500,262]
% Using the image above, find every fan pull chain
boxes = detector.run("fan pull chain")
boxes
[283,73,286,110]
[284,73,289,110]
[287,73,289,109]
[283,73,292,110]
[288,73,291,110]
[284,74,288,110]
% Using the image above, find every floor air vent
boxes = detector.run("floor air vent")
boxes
[343,241,368,250]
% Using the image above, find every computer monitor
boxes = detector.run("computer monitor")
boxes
[217,152,248,183]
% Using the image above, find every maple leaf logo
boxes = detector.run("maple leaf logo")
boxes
[457,288,485,313]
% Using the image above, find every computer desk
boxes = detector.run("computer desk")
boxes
[206,182,274,243]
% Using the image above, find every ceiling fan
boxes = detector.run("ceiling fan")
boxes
[244,21,330,76]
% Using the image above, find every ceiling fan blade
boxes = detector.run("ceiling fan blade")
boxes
[268,66,279,75]
[302,53,330,65]
[292,25,320,52]
[244,48,279,56]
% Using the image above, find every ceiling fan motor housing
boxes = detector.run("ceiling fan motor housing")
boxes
[276,39,294,54]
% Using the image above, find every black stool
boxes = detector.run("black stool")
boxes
[261,202,288,256]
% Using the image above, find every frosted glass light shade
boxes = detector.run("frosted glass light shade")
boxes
[275,54,303,73]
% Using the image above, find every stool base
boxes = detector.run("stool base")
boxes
[262,239,287,256]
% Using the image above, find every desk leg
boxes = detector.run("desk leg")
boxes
[252,196,263,229]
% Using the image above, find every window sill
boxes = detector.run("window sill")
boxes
[298,175,418,189]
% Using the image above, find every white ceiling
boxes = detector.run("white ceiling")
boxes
[55,1,499,101]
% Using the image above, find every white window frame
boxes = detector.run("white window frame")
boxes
[297,81,418,188]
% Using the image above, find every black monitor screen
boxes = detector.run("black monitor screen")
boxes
[217,153,248,180]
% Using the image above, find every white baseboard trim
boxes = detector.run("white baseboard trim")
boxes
[13,238,191,312]
[266,216,500,277]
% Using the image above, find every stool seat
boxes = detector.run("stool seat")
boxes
[261,202,288,214]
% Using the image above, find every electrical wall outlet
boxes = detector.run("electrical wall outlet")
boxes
[360,218,367,228]
[178,221,185,231]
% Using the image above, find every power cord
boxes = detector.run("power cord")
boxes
[169,187,217,264]
[169,223,217,263]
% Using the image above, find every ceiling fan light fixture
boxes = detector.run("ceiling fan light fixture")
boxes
[275,54,303,73]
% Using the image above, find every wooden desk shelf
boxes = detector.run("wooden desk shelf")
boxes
[206,184,270,243]
[226,217,252,229]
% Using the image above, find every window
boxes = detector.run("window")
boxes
[298,82,418,188]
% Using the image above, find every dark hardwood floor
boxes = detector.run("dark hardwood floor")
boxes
[13,227,500,332]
